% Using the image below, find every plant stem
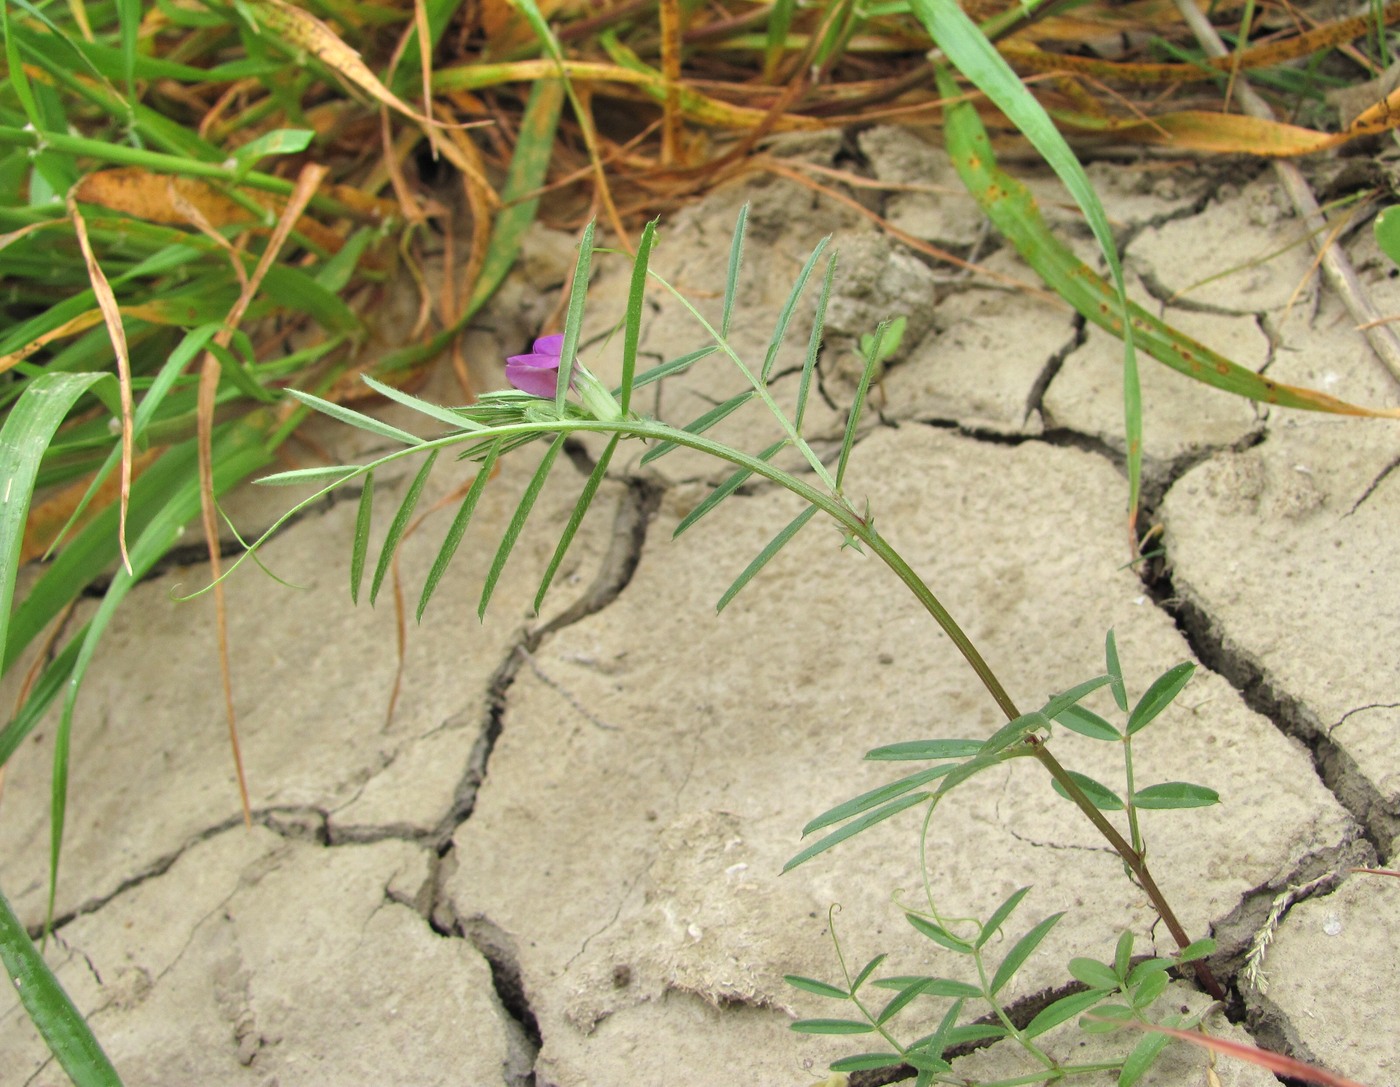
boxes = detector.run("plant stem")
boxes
[1028,741,1226,1001]
[1121,735,1144,857]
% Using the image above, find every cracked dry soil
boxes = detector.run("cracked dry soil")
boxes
[3,130,1399,1087]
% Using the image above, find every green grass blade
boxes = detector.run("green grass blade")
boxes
[555,220,597,413]
[47,421,273,931]
[917,2,1144,516]
[43,317,219,557]
[374,78,564,376]
[639,390,756,465]
[783,790,929,872]
[715,504,817,613]
[0,882,123,1087]
[620,219,659,415]
[761,235,830,383]
[721,203,748,339]
[283,389,425,447]
[0,372,114,663]
[351,470,374,605]
[794,254,837,433]
[463,77,563,317]
[478,435,566,620]
[369,451,438,606]
[534,434,618,612]
[762,0,798,78]
[673,440,786,538]
[117,0,139,99]
[418,440,502,622]
[0,637,80,767]
[2,1,42,126]
[938,75,1394,420]
[835,320,886,490]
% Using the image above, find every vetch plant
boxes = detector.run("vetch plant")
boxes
[237,207,1239,1083]
[783,635,1224,1084]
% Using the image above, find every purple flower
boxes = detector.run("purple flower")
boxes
[506,334,569,397]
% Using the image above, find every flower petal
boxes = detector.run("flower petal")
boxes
[506,360,562,398]
[533,333,565,356]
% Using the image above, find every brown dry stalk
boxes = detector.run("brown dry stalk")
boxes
[1001,1,1400,84]
[1174,0,1400,387]
[195,162,329,827]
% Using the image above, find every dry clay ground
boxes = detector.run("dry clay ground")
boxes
[2,129,1399,1087]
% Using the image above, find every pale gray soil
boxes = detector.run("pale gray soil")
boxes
[3,129,1398,1086]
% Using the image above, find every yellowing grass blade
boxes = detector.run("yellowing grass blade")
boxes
[1054,108,1396,156]
[252,0,436,127]
[67,193,134,575]
[942,90,1400,419]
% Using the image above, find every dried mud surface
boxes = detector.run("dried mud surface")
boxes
[3,131,1398,1087]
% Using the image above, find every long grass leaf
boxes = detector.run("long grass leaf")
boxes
[938,76,1400,419]
[478,435,565,619]
[715,504,817,613]
[463,77,563,317]
[0,883,123,1087]
[621,220,659,415]
[918,6,1145,518]
[2,2,42,126]
[0,637,80,767]
[370,451,438,606]
[47,421,272,931]
[116,0,139,99]
[535,434,618,612]
[0,373,113,663]
[418,440,502,621]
